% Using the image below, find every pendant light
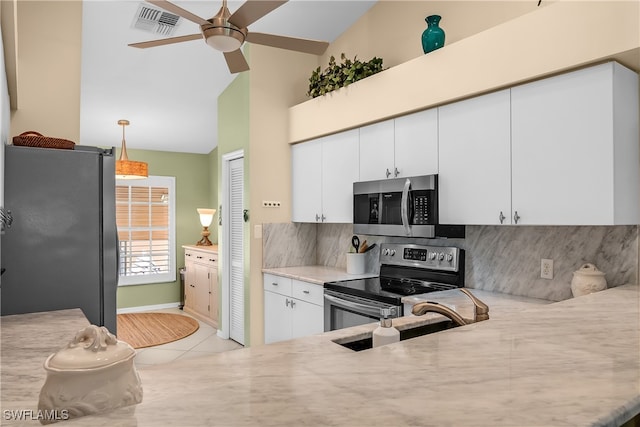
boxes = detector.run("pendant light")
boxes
[115,119,148,180]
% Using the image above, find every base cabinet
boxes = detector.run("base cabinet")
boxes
[263,274,324,344]
[183,245,218,328]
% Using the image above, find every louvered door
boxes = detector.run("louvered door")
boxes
[229,157,245,345]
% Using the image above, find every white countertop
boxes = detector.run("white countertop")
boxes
[2,285,639,426]
[262,265,377,285]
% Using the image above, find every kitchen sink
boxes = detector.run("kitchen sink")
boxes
[333,320,458,352]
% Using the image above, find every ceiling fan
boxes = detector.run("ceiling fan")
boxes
[129,0,330,73]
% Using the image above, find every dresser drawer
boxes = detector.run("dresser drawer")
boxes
[292,280,324,306]
[263,274,292,296]
[185,248,217,267]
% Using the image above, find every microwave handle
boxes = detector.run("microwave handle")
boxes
[401,178,411,236]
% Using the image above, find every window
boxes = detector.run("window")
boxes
[116,176,176,286]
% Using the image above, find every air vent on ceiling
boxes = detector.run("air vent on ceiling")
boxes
[132,3,181,36]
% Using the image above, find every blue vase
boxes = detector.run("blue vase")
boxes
[421,15,445,54]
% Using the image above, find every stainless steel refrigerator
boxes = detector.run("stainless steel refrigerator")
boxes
[1,144,118,333]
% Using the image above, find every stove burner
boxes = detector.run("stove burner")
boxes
[380,277,458,296]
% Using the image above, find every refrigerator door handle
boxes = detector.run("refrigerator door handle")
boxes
[116,233,120,281]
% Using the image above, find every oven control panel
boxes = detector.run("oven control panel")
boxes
[380,243,460,272]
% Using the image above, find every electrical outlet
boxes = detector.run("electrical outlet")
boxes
[262,200,281,208]
[541,259,554,279]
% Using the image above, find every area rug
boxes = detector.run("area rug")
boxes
[117,312,199,349]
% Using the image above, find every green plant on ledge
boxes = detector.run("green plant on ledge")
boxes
[307,53,384,98]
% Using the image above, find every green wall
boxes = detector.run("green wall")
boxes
[116,147,217,309]
[217,67,252,343]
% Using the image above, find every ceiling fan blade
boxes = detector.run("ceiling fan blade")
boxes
[146,0,210,26]
[228,0,288,29]
[246,32,329,55]
[224,49,250,73]
[129,34,202,49]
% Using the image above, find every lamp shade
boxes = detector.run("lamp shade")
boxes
[197,208,216,227]
[116,159,148,180]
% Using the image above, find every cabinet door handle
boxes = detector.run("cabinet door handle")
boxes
[197,256,203,259]
[285,298,290,307]
[385,168,391,178]
[514,211,521,224]
[271,282,278,286]
[321,214,326,222]
[315,214,320,222]
[186,253,192,257]
[499,211,505,224]
[303,290,310,294]
[290,300,296,308]
[394,167,399,177]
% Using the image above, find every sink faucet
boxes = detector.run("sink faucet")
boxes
[411,288,489,326]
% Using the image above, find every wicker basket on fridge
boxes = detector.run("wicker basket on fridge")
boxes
[12,131,75,150]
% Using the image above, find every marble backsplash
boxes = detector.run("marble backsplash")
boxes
[262,223,638,301]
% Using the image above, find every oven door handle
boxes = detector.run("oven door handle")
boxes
[324,293,384,318]
[401,178,411,236]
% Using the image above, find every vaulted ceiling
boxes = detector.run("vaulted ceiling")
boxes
[78,0,377,154]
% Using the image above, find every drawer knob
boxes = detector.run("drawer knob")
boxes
[271,282,278,286]
[303,290,310,294]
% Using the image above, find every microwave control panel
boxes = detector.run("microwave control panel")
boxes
[413,194,430,224]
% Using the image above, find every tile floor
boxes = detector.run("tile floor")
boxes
[132,307,244,369]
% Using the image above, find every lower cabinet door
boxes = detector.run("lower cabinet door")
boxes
[184,262,195,310]
[209,266,218,323]
[194,264,211,317]
[291,299,324,340]
[264,291,292,344]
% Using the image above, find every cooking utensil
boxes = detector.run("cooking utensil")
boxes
[363,243,377,253]
[351,236,360,253]
[359,240,368,253]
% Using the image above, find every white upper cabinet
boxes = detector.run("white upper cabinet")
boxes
[438,61,639,226]
[511,62,639,225]
[321,129,360,223]
[394,108,439,178]
[438,90,512,225]
[359,120,395,181]
[291,129,359,223]
[292,62,638,227]
[359,110,439,182]
[291,138,322,222]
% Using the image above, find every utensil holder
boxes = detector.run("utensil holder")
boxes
[346,253,365,274]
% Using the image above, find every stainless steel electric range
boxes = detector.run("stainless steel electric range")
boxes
[323,242,465,332]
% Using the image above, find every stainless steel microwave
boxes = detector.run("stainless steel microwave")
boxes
[353,174,464,238]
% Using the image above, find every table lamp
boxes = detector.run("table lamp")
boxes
[196,208,216,246]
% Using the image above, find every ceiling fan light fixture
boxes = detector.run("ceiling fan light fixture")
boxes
[203,26,245,52]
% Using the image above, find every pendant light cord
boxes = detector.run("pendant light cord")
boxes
[118,120,130,161]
